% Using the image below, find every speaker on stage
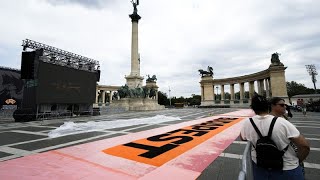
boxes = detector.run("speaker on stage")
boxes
[20,48,43,79]
[96,70,101,82]
[21,51,36,79]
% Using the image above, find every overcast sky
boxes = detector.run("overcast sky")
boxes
[1,0,319,97]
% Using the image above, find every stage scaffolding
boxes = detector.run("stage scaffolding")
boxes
[22,39,100,72]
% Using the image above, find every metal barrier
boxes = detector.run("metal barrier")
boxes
[238,141,253,180]
[0,109,15,122]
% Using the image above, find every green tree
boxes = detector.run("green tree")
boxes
[187,94,201,106]
[286,81,314,98]
[175,96,185,104]
[224,92,231,99]
[158,91,169,105]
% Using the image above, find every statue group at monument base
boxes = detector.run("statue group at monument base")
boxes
[110,98,165,111]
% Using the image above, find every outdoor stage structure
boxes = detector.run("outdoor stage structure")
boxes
[13,39,100,122]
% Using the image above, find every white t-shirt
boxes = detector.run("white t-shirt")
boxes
[240,114,300,170]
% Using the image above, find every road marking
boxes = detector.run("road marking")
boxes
[304,162,320,169]
[180,109,214,118]
[0,146,36,156]
[0,154,22,162]
[219,153,320,170]
[303,133,320,137]
[10,130,48,136]
[306,137,320,141]
[0,146,34,155]
[295,125,320,128]
[196,115,206,119]
[219,152,242,159]
[0,133,118,162]
[2,137,51,147]
[33,133,119,153]
[233,141,248,144]
[311,147,320,151]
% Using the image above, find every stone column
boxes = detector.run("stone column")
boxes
[212,85,215,102]
[109,91,113,104]
[156,90,158,100]
[266,78,270,98]
[240,82,245,104]
[221,85,225,104]
[249,81,255,99]
[201,86,204,101]
[130,14,140,77]
[258,80,265,95]
[101,90,105,104]
[230,84,235,104]
[95,90,99,104]
[126,12,143,88]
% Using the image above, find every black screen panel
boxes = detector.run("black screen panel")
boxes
[36,61,96,104]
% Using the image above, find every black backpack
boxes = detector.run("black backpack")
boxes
[250,117,288,170]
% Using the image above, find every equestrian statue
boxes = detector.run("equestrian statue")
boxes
[198,66,213,77]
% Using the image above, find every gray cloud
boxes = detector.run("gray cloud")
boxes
[0,0,319,97]
[46,0,111,9]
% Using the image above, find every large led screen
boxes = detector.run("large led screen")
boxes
[36,61,97,104]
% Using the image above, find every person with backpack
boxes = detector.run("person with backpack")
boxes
[240,94,310,180]
[269,97,305,176]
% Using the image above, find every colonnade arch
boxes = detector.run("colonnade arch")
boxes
[95,85,121,106]
[200,54,289,107]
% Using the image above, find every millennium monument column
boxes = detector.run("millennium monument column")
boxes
[110,1,165,111]
[125,0,144,88]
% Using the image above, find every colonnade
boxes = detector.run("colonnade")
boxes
[201,78,271,104]
[200,61,289,106]
[95,85,121,105]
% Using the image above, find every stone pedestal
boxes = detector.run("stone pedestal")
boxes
[125,75,144,88]
[269,65,289,102]
[110,98,165,111]
[200,76,214,106]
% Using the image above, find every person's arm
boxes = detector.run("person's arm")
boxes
[240,119,249,141]
[290,135,310,162]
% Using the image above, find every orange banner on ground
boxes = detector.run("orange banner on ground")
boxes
[103,117,244,166]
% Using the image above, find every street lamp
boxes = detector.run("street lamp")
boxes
[216,86,219,100]
[306,64,318,93]
[169,86,172,107]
